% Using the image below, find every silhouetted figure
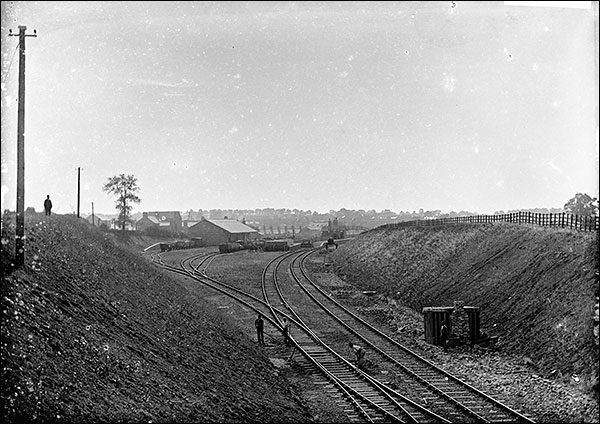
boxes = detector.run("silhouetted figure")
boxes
[44,195,52,216]
[255,313,264,345]
[349,341,366,369]
[440,321,449,352]
[282,317,291,346]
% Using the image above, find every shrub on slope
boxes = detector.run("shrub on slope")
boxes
[331,223,598,388]
[1,215,311,422]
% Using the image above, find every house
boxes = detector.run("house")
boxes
[136,211,182,234]
[85,214,106,228]
[188,218,259,246]
[296,221,329,240]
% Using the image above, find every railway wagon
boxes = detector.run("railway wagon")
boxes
[300,240,314,248]
[219,242,244,253]
[173,240,192,250]
[190,237,203,248]
[160,238,202,252]
[263,240,290,252]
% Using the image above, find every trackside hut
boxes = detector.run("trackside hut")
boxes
[188,218,258,246]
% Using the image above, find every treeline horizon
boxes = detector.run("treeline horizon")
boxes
[103,206,568,230]
[15,205,568,220]
[8,204,592,232]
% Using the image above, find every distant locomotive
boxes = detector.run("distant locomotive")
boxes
[322,238,338,252]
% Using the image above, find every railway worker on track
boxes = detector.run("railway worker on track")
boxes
[440,320,449,352]
[255,313,265,345]
[348,341,366,370]
[282,317,291,346]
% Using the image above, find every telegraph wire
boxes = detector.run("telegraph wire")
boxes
[1,41,20,85]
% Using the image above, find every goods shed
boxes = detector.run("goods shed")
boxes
[188,218,259,246]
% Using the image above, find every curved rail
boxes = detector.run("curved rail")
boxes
[146,250,401,422]
[288,249,534,423]
[264,250,450,423]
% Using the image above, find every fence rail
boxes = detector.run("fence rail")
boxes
[382,212,598,232]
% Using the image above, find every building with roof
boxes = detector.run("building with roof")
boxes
[182,220,203,234]
[295,221,329,240]
[188,218,259,246]
[136,211,182,234]
[85,214,106,228]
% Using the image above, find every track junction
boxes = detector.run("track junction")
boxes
[144,247,535,423]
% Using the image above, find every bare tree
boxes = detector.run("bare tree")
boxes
[103,174,141,231]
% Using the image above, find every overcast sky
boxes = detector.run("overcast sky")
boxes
[1,1,598,215]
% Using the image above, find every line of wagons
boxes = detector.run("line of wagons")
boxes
[159,237,204,252]
[219,239,311,253]
[160,238,317,253]
[219,239,325,253]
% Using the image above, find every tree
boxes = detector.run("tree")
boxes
[102,174,141,231]
[563,193,599,216]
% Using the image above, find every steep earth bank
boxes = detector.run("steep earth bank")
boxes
[330,223,599,392]
[1,215,313,422]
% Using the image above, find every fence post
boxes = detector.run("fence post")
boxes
[561,213,565,228]
[575,214,579,231]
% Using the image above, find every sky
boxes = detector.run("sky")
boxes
[1,1,598,216]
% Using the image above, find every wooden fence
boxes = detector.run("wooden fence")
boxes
[383,212,598,232]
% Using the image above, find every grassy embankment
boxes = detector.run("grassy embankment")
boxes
[330,223,599,391]
[1,214,312,423]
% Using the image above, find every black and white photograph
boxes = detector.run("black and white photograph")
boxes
[1,1,598,422]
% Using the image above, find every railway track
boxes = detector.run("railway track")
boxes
[145,248,535,423]
[148,250,442,421]
[262,250,452,423]
[282,249,535,423]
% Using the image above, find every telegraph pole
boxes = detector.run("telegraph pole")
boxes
[8,25,37,268]
[92,202,95,226]
[77,167,81,218]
